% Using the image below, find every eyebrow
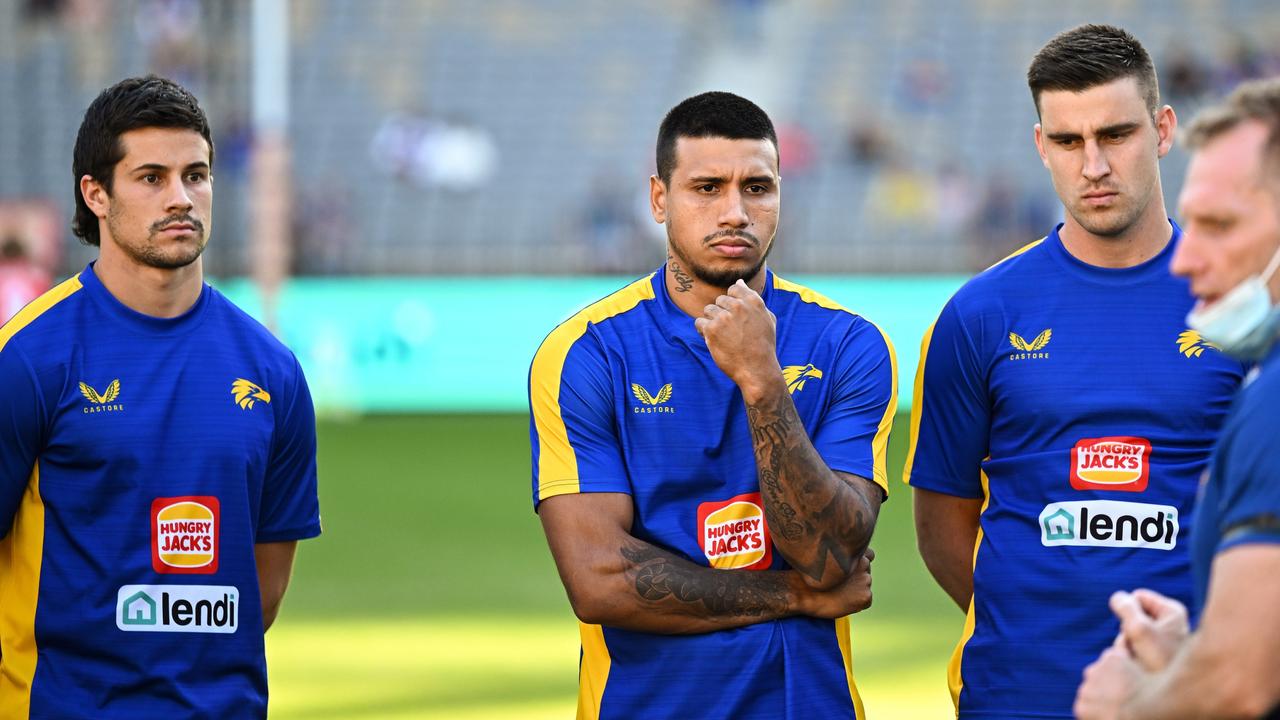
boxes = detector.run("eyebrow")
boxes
[129,161,211,173]
[686,175,776,185]
[1045,122,1141,142]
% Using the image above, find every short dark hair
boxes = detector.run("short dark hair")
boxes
[1027,24,1159,118]
[1183,76,1280,184]
[655,91,777,184]
[71,75,214,246]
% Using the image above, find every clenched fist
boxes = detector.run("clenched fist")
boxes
[694,280,782,398]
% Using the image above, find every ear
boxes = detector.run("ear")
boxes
[1154,105,1177,159]
[1033,124,1050,169]
[649,175,667,224]
[80,174,110,220]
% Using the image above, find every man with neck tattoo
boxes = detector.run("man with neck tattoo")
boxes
[528,91,897,720]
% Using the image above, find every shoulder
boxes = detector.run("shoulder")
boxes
[204,287,303,372]
[770,274,887,340]
[948,238,1049,309]
[531,273,657,372]
[0,274,88,358]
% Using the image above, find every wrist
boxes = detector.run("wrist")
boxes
[783,571,809,617]
[738,369,786,405]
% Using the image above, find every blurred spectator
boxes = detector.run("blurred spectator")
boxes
[933,161,979,237]
[0,236,52,325]
[899,58,952,112]
[846,116,893,169]
[966,171,1055,270]
[134,0,204,89]
[1162,42,1210,104]
[776,123,816,177]
[370,111,498,192]
[578,172,647,273]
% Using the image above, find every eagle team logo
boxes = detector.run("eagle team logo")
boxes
[782,364,823,394]
[631,382,674,414]
[79,378,124,413]
[1071,437,1152,492]
[152,496,219,574]
[231,378,271,410]
[698,493,772,570]
[1009,329,1052,360]
[1176,330,1219,358]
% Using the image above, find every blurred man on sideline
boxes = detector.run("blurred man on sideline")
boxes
[904,25,1244,717]
[0,236,51,323]
[1075,77,1280,720]
[528,92,896,719]
[0,76,320,718]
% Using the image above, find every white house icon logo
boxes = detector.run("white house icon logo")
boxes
[121,591,157,626]
[1042,508,1075,541]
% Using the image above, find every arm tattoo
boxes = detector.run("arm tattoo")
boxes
[668,254,694,292]
[620,541,788,618]
[747,393,875,583]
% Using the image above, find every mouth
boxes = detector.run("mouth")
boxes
[1081,191,1118,207]
[709,239,754,258]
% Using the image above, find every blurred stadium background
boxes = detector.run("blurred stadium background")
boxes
[2,0,1278,717]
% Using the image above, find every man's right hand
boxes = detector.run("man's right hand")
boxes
[796,548,874,619]
[1110,589,1189,672]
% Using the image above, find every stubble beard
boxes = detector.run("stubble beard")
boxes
[107,208,208,270]
[666,222,773,289]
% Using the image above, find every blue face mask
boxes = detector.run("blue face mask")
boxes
[1186,243,1280,360]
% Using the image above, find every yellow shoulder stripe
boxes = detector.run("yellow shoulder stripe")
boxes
[983,238,1044,272]
[531,274,655,501]
[0,274,83,352]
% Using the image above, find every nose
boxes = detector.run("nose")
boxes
[1082,140,1111,183]
[1169,231,1202,280]
[165,176,194,213]
[718,187,749,228]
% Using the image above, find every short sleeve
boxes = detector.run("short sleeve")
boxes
[529,330,630,509]
[0,343,44,538]
[809,320,897,495]
[1213,392,1280,553]
[256,355,321,543]
[903,297,991,499]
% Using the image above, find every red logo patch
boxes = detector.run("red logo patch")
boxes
[1071,437,1151,492]
[697,493,772,570]
[151,496,219,574]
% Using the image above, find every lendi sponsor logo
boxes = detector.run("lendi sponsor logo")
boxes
[697,493,772,570]
[116,585,238,633]
[1071,437,1151,492]
[1040,501,1178,550]
[152,496,220,574]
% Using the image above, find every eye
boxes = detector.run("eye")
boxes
[187,172,207,183]
[697,184,717,193]
[142,173,159,184]
[746,184,768,194]
[1056,139,1080,149]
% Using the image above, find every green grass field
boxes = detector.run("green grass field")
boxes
[265,414,964,718]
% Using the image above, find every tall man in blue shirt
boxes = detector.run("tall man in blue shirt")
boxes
[529,91,896,719]
[904,24,1244,717]
[0,76,321,718]
[1075,77,1280,720]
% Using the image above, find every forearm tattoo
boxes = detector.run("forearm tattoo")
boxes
[668,254,694,292]
[620,541,788,618]
[747,392,874,583]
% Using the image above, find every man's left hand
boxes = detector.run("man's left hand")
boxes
[694,280,781,395]
[1074,645,1143,720]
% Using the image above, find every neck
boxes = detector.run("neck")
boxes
[664,253,768,318]
[95,242,203,318]
[1058,199,1172,270]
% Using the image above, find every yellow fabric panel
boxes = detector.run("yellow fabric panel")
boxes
[901,320,937,486]
[946,469,991,713]
[0,274,82,351]
[530,275,655,502]
[835,615,866,719]
[0,464,44,718]
[576,622,611,720]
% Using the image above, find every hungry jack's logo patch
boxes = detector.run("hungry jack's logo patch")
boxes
[1071,437,1151,492]
[152,496,219,574]
[697,493,772,570]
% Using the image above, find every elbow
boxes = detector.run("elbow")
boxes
[562,580,618,626]
[1214,677,1280,719]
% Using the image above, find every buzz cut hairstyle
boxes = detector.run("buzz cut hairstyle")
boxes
[1182,76,1280,184]
[655,91,778,184]
[1027,23,1160,118]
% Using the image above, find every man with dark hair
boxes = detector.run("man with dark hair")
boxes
[529,90,896,719]
[905,24,1244,717]
[0,75,320,718]
[1075,76,1280,720]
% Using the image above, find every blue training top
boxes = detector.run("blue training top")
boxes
[529,267,897,720]
[0,263,321,719]
[904,223,1244,718]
